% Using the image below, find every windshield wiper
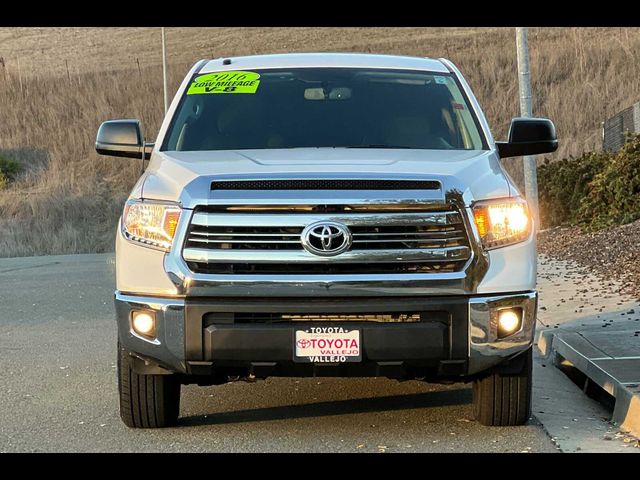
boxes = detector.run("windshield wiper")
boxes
[342,144,413,149]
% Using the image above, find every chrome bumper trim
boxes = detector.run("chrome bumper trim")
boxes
[468,291,537,375]
[115,292,187,373]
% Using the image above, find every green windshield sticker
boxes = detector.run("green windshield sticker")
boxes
[187,71,261,94]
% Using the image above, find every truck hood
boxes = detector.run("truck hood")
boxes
[140,148,513,208]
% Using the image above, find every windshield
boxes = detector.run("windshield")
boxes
[161,68,487,152]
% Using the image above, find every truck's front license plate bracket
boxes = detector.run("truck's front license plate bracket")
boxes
[293,327,362,363]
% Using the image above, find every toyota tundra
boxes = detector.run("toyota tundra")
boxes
[95,53,558,428]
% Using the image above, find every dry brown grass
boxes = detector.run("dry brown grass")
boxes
[1,27,640,257]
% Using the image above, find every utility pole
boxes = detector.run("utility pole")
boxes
[162,27,169,114]
[516,27,540,231]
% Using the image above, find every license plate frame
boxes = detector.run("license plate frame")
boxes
[293,327,362,363]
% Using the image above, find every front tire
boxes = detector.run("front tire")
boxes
[117,341,181,428]
[472,348,532,426]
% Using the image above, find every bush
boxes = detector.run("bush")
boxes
[577,134,640,230]
[0,155,21,189]
[538,151,606,227]
[538,134,640,230]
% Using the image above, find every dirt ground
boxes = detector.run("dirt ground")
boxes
[538,220,640,300]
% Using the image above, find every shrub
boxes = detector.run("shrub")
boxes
[538,151,606,227]
[577,134,640,230]
[0,155,21,189]
[538,133,640,230]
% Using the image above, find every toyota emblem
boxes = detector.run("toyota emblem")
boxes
[301,221,352,257]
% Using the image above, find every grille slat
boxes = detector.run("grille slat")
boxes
[189,239,302,244]
[190,231,302,238]
[351,237,466,243]
[184,206,472,275]
[352,230,464,237]
[190,211,462,228]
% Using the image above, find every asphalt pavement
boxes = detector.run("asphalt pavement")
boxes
[0,253,626,452]
[0,253,561,453]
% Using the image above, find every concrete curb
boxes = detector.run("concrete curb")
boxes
[538,328,640,438]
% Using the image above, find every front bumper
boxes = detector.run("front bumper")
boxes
[115,291,537,379]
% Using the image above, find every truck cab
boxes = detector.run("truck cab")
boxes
[96,53,557,428]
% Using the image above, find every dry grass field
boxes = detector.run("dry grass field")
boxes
[1,27,639,256]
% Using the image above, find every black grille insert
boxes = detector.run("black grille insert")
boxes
[187,261,467,275]
[231,312,422,323]
[202,311,449,325]
[211,179,441,191]
[198,204,454,214]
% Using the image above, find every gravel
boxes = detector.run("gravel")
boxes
[538,219,640,300]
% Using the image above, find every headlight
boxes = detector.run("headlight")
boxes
[472,198,531,250]
[122,200,182,251]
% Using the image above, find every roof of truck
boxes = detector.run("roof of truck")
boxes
[199,53,450,74]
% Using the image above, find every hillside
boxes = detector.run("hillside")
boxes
[1,27,640,256]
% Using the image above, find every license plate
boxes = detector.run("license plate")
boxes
[294,327,361,363]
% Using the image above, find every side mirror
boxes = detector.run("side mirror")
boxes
[496,118,558,158]
[96,119,150,159]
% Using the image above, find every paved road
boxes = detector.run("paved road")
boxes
[0,254,564,452]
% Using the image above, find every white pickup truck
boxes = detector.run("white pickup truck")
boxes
[95,53,557,428]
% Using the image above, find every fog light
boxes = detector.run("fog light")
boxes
[497,308,522,338]
[132,311,156,337]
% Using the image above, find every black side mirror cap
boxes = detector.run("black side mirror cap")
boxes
[496,117,558,158]
[96,119,151,159]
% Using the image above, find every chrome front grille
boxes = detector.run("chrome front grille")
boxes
[349,225,467,250]
[183,207,472,275]
[187,226,302,250]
